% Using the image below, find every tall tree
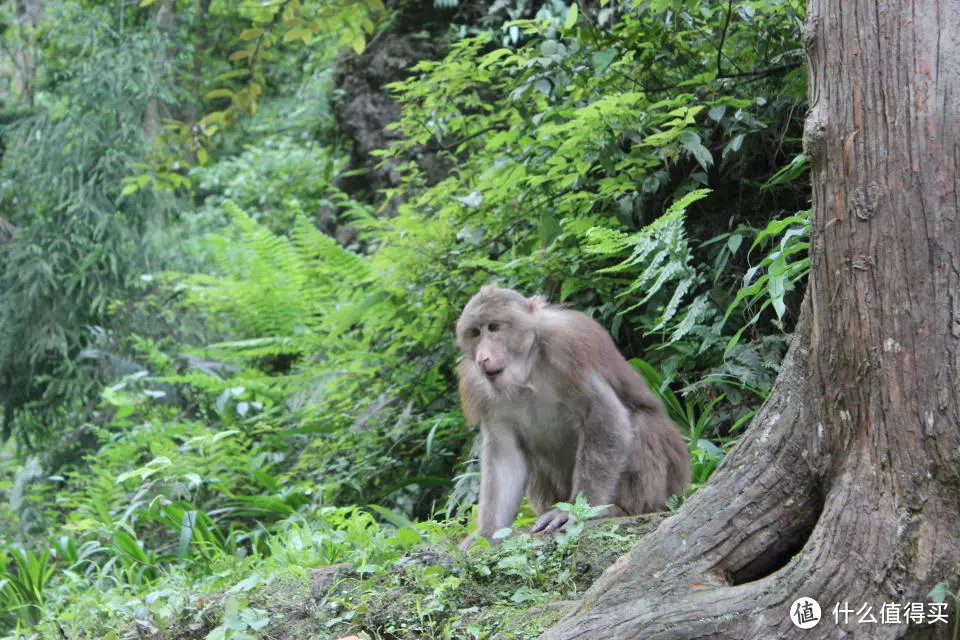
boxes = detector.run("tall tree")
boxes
[1,0,43,105]
[543,0,960,637]
[0,3,183,444]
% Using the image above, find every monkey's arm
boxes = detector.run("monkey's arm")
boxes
[532,374,633,533]
[474,425,529,542]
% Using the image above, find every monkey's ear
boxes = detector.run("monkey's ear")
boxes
[527,295,546,313]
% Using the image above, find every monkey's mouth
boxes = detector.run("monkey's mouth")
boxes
[484,368,505,380]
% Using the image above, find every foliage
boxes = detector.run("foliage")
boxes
[582,188,715,342]
[181,201,368,341]
[191,137,347,233]
[724,208,810,350]
[0,546,55,628]
[126,0,386,193]
[0,3,184,445]
[366,0,806,431]
[3,497,644,640]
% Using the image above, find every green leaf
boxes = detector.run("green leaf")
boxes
[224,596,240,619]
[564,3,579,29]
[390,527,422,546]
[457,191,483,207]
[177,511,196,557]
[666,188,712,215]
[205,89,235,100]
[112,529,148,563]
[539,211,561,246]
[560,279,581,301]
[727,234,743,254]
[928,582,952,603]
[367,504,422,541]
[240,608,270,631]
[678,131,713,170]
[708,105,726,121]
[231,573,262,594]
[722,133,745,159]
[283,26,312,43]
[592,48,617,72]
[351,33,366,55]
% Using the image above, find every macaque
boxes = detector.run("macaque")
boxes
[456,285,690,547]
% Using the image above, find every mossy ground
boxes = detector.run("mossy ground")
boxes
[127,515,666,640]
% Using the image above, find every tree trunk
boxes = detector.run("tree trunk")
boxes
[143,0,176,146]
[9,0,43,106]
[542,1,960,638]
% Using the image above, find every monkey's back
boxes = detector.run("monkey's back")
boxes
[538,307,690,513]
[618,410,691,513]
[538,307,664,414]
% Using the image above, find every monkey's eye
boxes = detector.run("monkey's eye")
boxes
[487,322,501,332]
[469,327,481,338]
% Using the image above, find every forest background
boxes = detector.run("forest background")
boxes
[0,0,825,637]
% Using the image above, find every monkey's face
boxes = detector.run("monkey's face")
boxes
[457,287,539,393]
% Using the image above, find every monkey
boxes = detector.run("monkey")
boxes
[456,285,690,547]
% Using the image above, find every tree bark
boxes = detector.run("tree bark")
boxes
[541,1,960,638]
[142,0,176,146]
[6,0,44,106]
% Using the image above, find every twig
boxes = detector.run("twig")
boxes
[717,62,802,79]
[715,0,734,79]
[429,123,510,152]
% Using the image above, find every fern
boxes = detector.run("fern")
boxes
[582,190,711,337]
[181,201,371,353]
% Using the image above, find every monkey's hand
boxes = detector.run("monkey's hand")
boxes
[531,508,570,534]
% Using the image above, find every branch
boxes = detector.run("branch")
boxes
[248,0,295,77]
[710,1,801,84]
[715,0,735,79]
[717,62,802,79]
[426,123,510,152]
[642,61,801,95]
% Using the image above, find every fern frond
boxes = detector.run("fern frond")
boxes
[181,201,377,350]
[576,190,711,341]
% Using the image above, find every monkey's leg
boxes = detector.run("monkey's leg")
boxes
[526,469,567,515]
[532,376,634,534]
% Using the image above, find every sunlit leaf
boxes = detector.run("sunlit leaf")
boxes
[564,3,579,29]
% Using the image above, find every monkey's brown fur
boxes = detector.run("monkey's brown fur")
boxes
[457,285,690,543]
